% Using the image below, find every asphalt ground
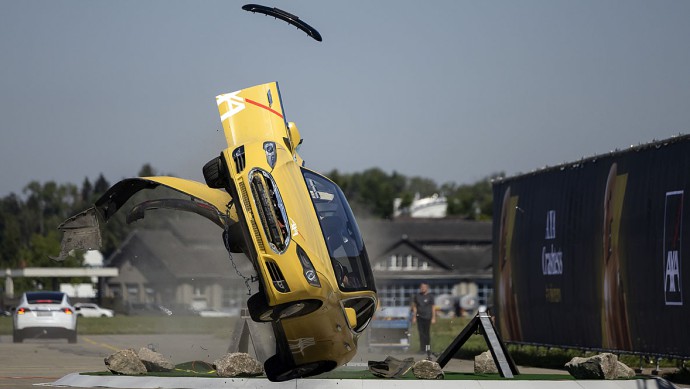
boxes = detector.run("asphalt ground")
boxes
[0,333,231,388]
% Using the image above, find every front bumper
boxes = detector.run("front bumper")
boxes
[14,327,76,339]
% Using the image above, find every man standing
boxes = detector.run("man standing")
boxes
[411,282,436,353]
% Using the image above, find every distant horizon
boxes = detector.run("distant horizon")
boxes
[5,131,688,199]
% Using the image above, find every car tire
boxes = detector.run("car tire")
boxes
[203,156,228,189]
[273,300,321,320]
[247,292,274,322]
[222,222,248,254]
[68,331,77,344]
[248,294,322,322]
[12,330,22,343]
[264,355,335,382]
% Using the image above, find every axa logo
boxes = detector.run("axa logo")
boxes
[663,190,683,306]
[216,91,246,123]
[666,251,681,292]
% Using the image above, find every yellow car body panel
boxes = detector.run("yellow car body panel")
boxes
[215,82,377,379]
[222,144,332,305]
[216,82,332,305]
[139,176,237,222]
[217,82,295,153]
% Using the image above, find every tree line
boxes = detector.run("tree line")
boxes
[0,164,498,290]
[327,168,499,220]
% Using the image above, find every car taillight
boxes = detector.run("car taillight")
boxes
[62,308,73,315]
[17,307,29,315]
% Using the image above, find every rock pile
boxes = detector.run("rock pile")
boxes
[104,349,148,375]
[213,353,264,377]
[565,353,635,379]
[412,359,444,379]
[104,348,264,378]
[105,347,175,375]
[474,350,499,374]
[138,347,175,372]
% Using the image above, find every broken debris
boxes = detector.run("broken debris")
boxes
[104,349,147,375]
[213,352,264,377]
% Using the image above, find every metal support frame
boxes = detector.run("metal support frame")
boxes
[227,308,272,362]
[436,311,520,378]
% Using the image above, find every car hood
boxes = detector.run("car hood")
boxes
[216,82,302,162]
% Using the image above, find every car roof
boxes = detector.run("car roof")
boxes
[25,291,64,296]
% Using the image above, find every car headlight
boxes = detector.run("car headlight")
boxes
[297,245,321,288]
[263,141,277,169]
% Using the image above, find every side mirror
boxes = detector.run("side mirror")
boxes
[287,122,303,153]
[344,307,357,328]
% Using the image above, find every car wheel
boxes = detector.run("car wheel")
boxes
[247,292,274,322]
[264,355,335,382]
[68,331,77,344]
[274,300,321,320]
[12,330,22,343]
[203,156,228,189]
[248,294,321,322]
[222,222,248,254]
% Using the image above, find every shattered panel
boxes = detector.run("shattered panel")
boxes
[53,207,102,261]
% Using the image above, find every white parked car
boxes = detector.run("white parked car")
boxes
[196,308,238,317]
[74,303,115,318]
[13,291,78,343]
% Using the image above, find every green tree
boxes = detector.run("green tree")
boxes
[94,173,110,195]
[0,194,23,267]
[327,168,407,219]
[0,164,172,295]
[443,172,502,220]
[80,177,93,203]
[406,176,438,197]
[138,163,157,177]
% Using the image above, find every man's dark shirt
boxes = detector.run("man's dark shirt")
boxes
[413,292,434,319]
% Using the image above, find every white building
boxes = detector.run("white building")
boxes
[394,193,448,218]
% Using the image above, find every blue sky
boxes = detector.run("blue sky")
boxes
[1,1,689,197]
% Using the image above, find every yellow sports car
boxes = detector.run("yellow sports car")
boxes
[56,82,377,381]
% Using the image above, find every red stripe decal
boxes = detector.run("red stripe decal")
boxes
[245,98,283,119]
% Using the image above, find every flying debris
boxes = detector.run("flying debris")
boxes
[242,4,322,42]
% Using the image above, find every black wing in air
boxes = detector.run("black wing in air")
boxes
[242,3,322,42]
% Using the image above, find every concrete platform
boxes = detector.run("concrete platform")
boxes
[51,373,679,389]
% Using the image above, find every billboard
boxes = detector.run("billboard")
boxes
[493,135,690,357]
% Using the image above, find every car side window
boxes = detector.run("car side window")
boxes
[302,169,375,293]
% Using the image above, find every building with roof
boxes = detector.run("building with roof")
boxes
[103,217,253,314]
[103,216,493,315]
[359,218,493,313]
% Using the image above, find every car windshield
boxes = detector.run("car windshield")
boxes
[26,292,66,305]
[302,169,375,293]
